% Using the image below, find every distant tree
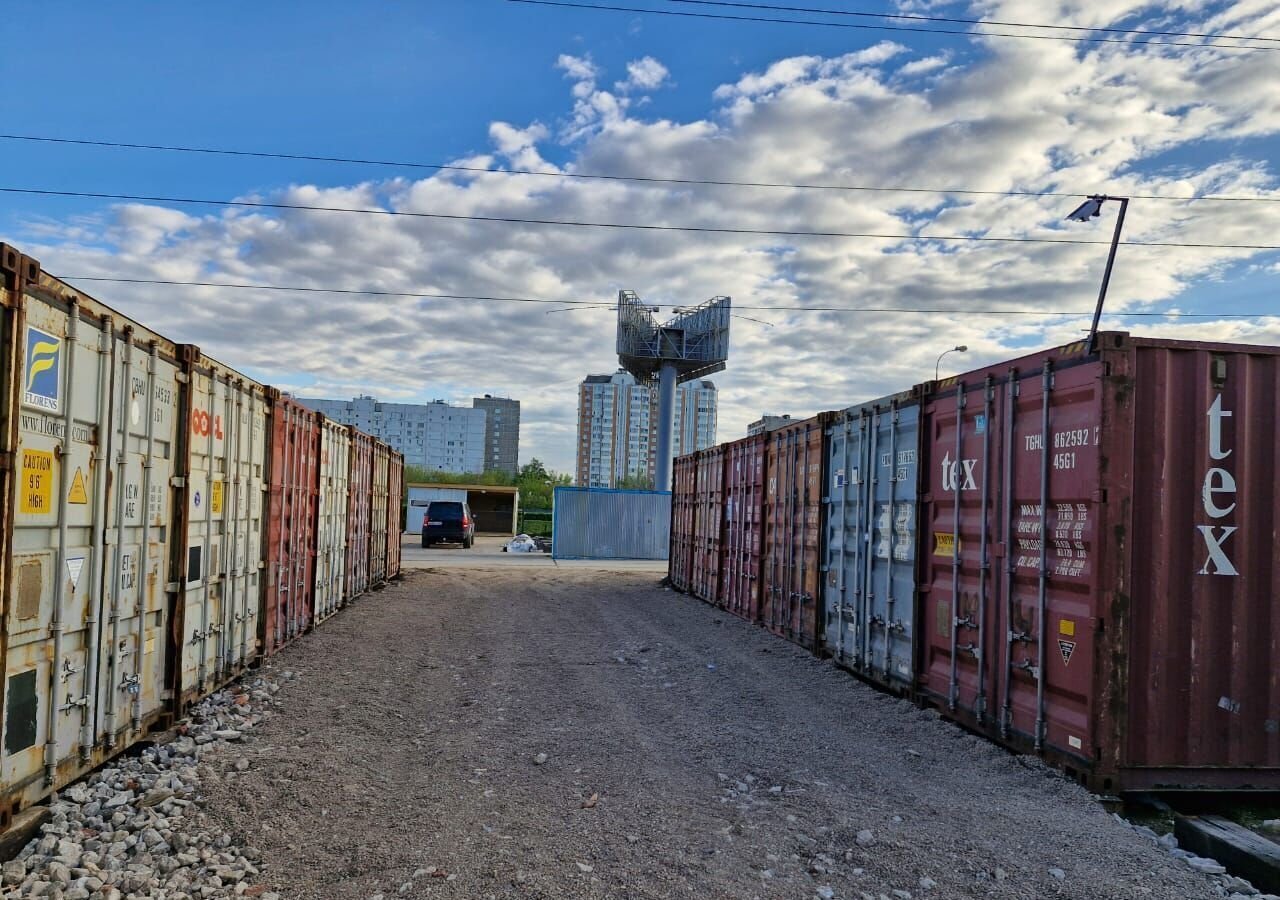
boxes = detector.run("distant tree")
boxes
[616,473,654,490]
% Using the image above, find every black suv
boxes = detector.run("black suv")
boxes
[422,500,475,549]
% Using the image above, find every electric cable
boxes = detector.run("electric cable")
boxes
[11,187,1280,250]
[57,275,1277,318]
[3,133,1277,204]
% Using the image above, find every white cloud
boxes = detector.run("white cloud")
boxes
[10,2,1280,473]
[616,56,670,92]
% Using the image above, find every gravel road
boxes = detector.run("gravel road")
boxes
[196,568,1227,900]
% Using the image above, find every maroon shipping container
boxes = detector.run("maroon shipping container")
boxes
[720,434,768,624]
[763,414,834,650]
[918,333,1280,792]
[668,453,697,593]
[691,446,727,604]
[263,394,320,656]
[345,428,374,598]
[386,450,403,580]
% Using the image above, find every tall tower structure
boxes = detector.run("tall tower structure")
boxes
[615,291,730,491]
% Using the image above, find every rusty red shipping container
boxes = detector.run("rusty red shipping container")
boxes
[345,427,374,598]
[691,446,726,604]
[762,414,833,650]
[720,434,767,624]
[668,453,697,593]
[262,394,319,656]
[918,333,1280,792]
[386,449,403,580]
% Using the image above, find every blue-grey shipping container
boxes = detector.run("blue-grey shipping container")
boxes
[552,488,672,560]
[822,390,921,691]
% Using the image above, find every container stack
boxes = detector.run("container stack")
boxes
[670,332,1280,795]
[0,244,406,829]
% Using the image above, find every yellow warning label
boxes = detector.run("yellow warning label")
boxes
[1059,618,1076,637]
[211,480,224,515]
[933,532,958,557]
[145,637,156,655]
[20,449,55,514]
[68,467,89,504]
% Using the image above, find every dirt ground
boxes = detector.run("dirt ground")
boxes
[197,568,1222,900]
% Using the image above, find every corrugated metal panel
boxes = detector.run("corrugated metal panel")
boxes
[173,350,269,707]
[1112,335,1280,790]
[345,428,374,597]
[263,395,319,656]
[720,434,767,624]
[668,454,697,591]
[369,442,390,585]
[0,254,181,821]
[405,487,468,535]
[762,414,833,651]
[386,451,403,579]
[822,392,921,691]
[918,333,1280,792]
[314,417,350,623]
[552,488,671,560]
[691,446,726,604]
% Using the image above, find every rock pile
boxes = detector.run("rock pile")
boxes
[4,669,292,900]
[1114,814,1279,900]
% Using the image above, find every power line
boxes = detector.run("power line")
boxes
[10,186,1280,250]
[3,133,1277,204]
[506,0,1280,51]
[667,0,1280,44]
[57,275,1277,319]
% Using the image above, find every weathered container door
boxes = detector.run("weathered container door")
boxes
[174,358,268,707]
[369,442,390,585]
[264,396,318,655]
[920,351,1103,768]
[668,453,697,593]
[386,451,403,580]
[345,429,373,598]
[314,418,350,622]
[1,258,178,819]
[823,396,920,690]
[720,435,766,624]
[762,415,830,651]
[692,447,725,604]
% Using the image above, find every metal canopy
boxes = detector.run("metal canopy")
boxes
[616,290,731,384]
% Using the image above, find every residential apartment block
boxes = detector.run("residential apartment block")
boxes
[297,395,487,474]
[575,371,717,488]
[472,394,521,475]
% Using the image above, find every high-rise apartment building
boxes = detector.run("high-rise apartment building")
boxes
[472,395,520,475]
[297,395,486,474]
[575,371,717,488]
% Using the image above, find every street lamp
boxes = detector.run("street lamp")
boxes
[935,345,968,381]
[1065,194,1130,353]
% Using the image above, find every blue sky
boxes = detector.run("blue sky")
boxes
[2,1,1279,472]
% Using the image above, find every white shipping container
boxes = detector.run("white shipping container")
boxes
[172,353,268,709]
[1,256,180,817]
[315,417,351,622]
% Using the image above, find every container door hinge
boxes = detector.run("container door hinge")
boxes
[170,476,186,488]
[165,581,181,593]
[175,372,190,384]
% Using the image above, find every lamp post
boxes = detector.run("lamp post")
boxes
[935,345,968,381]
[1065,194,1130,353]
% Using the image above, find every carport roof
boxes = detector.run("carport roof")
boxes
[407,482,520,495]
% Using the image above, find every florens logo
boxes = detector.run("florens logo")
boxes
[24,326,62,412]
[1197,393,1238,576]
